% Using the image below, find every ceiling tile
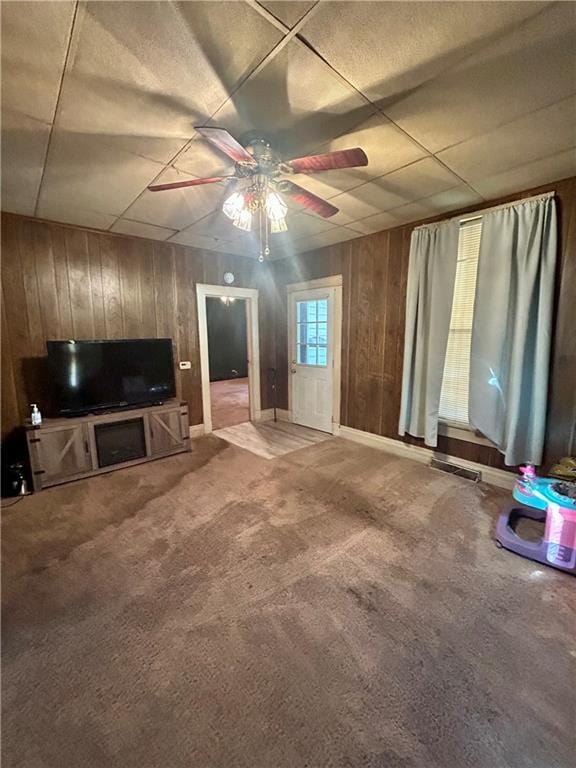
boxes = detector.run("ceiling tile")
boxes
[56,1,282,140]
[436,96,576,183]
[211,39,375,159]
[259,2,316,29]
[123,168,230,230]
[283,113,428,202]
[215,240,255,259]
[329,158,463,219]
[173,135,236,177]
[169,229,228,251]
[284,213,335,238]
[298,227,361,252]
[472,149,576,199]
[36,203,117,231]
[327,210,354,227]
[301,2,549,99]
[307,113,427,192]
[387,184,485,225]
[38,130,171,217]
[1,111,52,216]
[346,212,399,235]
[110,219,176,241]
[1,1,75,214]
[1,0,75,122]
[169,229,255,259]
[301,2,574,152]
[179,208,245,242]
[246,212,336,255]
[383,3,576,153]
[36,1,283,225]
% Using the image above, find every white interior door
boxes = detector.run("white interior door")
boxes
[289,287,335,433]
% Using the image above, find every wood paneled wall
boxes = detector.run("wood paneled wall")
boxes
[1,213,276,438]
[272,176,576,469]
[2,176,574,471]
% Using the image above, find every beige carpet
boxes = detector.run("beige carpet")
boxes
[2,436,574,768]
[213,419,332,459]
[210,377,249,430]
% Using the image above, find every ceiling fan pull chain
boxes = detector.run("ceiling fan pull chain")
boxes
[265,213,270,260]
[258,207,264,263]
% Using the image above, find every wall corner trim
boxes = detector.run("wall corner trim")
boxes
[189,424,206,438]
[339,426,515,490]
[258,409,292,423]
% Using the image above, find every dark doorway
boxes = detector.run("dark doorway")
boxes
[206,297,249,430]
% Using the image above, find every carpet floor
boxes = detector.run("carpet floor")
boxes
[2,436,574,768]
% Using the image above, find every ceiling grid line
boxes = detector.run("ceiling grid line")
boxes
[108,0,323,233]
[2,0,575,257]
[293,25,486,201]
[32,0,81,217]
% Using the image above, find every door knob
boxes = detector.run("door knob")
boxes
[291,367,297,374]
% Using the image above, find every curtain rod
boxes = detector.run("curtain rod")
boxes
[414,190,555,230]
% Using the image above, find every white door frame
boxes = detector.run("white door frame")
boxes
[287,275,343,434]
[196,284,261,433]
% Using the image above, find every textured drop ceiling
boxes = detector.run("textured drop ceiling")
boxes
[2,1,575,259]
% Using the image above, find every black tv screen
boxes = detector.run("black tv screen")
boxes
[47,338,176,415]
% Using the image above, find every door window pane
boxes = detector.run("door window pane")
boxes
[306,323,317,344]
[295,299,329,367]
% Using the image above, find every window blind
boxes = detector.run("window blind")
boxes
[438,218,482,426]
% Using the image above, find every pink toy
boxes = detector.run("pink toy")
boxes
[496,469,576,575]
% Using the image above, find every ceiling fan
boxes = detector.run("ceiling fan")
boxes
[148,126,368,261]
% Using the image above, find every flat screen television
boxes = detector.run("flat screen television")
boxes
[47,338,176,416]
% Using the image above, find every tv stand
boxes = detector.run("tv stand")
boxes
[26,401,191,492]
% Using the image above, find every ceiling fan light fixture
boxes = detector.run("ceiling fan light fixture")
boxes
[265,191,287,222]
[270,217,288,234]
[234,208,252,232]
[222,190,245,221]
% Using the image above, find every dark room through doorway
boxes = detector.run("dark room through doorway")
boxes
[206,296,249,430]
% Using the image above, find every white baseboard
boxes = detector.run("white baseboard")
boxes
[339,425,515,490]
[258,408,292,423]
[189,424,206,439]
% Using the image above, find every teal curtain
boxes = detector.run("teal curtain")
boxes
[469,194,557,465]
[399,220,459,446]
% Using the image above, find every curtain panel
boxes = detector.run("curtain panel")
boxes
[398,220,459,446]
[469,194,557,465]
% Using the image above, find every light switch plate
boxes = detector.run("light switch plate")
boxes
[179,361,191,370]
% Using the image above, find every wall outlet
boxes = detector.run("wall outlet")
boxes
[179,361,191,370]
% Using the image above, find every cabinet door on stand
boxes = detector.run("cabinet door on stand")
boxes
[29,424,93,489]
[148,409,186,456]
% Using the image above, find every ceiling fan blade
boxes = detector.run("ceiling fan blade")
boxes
[194,126,256,165]
[277,180,339,218]
[148,176,232,192]
[285,148,368,174]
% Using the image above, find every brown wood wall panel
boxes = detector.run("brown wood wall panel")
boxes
[1,213,275,440]
[272,176,576,469]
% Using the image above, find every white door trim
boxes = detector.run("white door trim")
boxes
[286,276,342,434]
[196,284,261,434]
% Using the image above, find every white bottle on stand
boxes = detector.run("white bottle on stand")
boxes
[30,403,42,427]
